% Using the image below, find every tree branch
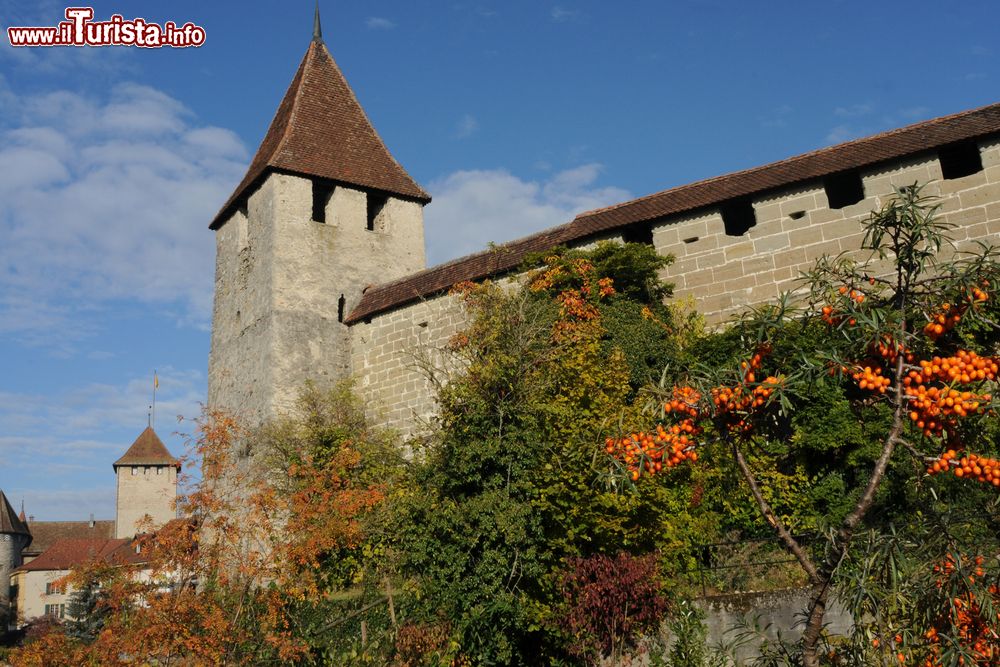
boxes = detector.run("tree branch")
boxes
[731,441,819,583]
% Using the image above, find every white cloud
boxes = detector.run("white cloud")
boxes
[423,164,630,264]
[0,367,204,520]
[825,125,859,144]
[454,114,479,139]
[366,16,396,30]
[0,82,248,348]
[834,103,873,118]
[551,6,579,22]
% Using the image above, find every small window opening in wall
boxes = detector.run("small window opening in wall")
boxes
[367,193,388,231]
[337,294,346,323]
[682,236,699,244]
[789,210,806,220]
[418,321,428,328]
[824,171,865,209]
[939,141,983,180]
[622,224,654,246]
[721,198,756,236]
[312,181,334,223]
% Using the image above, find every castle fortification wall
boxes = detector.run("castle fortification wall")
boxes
[353,138,1000,437]
[658,138,1000,323]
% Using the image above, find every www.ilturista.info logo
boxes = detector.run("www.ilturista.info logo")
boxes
[7,7,206,48]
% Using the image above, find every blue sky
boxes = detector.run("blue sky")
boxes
[1,0,997,520]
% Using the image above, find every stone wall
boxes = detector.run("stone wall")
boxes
[657,138,1000,323]
[349,138,1000,437]
[350,293,467,436]
[209,171,426,425]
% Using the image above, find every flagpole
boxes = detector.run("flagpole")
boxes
[152,370,158,429]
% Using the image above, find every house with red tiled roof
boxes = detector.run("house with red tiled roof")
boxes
[10,537,136,623]
[2,426,178,627]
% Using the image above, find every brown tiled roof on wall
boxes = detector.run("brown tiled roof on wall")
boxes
[346,101,1000,324]
[22,520,115,558]
[14,538,131,572]
[210,39,430,230]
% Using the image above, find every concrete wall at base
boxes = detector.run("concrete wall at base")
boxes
[694,588,853,661]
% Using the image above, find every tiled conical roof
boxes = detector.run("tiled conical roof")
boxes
[0,490,30,536]
[113,427,177,469]
[210,37,430,229]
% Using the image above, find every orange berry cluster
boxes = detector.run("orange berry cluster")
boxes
[923,286,989,340]
[607,348,780,481]
[853,365,892,393]
[871,336,913,365]
[927,450,1000,488]
[710,348,781,433]
[605,420,701,481]
[820,285,866,326]
[901,351,997,438]
[920,555,999,666]
[923,302,966,340]
[663,386,701,418]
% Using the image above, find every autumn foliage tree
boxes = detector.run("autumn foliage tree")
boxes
[9,383,392,666]
[607,184,1000,665]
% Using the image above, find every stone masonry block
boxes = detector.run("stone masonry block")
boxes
[960,183,1000,210]
[753,232,790,254]
[788,227,824,247]
[724,242,754,262]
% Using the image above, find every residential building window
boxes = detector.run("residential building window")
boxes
[45,582,64,595]
[44,604,65,618]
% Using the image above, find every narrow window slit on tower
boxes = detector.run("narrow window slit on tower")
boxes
[789,210,806,220]
[721,198,756,236]
[337,294,346,323]
[683,236,699,244]
[622,224,654,246]
[367,193,388,231]
[824,171,864,209]
[939,141,983,180]
[312,180,334,223]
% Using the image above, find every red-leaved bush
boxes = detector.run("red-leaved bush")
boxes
[557,552,669,662]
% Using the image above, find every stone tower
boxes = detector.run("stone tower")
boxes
[207,10,431,425]
[0,490,31,628]
[113,427,178,539]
